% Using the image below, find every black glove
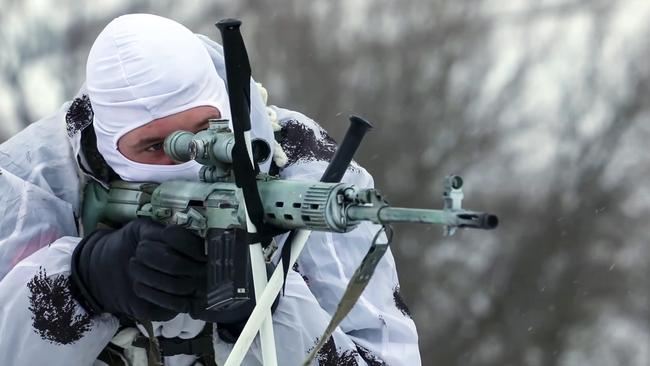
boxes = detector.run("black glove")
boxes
[70,218,269,325]
[136,228,278,327]
[70,219,187,321]
[129,224,258,324]
[70,218,209,321]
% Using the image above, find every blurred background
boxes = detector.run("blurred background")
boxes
[1,0,648,365]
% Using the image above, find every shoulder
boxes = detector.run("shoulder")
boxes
[269,106,374,188]
[0,102,82,207]
[271,106,339,168]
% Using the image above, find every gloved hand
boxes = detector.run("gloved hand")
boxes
[70,218,257,323]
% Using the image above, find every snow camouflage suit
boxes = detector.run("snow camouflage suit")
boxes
[0,35,421,366]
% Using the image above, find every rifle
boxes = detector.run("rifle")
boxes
[81,19,498,365]
[81,122,497,306]
[83,136,496,237]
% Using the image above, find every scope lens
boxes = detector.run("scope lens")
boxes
[252,139,271,164]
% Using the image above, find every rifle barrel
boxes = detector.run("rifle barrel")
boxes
[346,206,498,230]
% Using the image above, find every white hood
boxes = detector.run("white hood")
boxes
[84,14,273,182]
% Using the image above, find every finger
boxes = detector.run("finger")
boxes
[135,240,204,277]
[129,218,166,242]
[161,225,207,262]
[130,259,204,296]
[133,282,192,314]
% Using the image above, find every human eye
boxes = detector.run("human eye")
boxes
[145,142,164,153]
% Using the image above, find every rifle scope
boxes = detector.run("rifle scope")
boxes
[164,119,271,168]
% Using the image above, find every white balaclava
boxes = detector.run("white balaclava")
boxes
[86,14,231,182]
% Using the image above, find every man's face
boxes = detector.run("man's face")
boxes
[117,106,220,164]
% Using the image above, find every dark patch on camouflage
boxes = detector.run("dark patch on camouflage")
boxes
[65,94,117,183]
[279,119,338,166]
[309,336,359,366]
[277,118,361,174]
[27,267,93,345]
[65,94,94,137]
[354,342,388,366]
[393,285,412,318]
[292,262,309,285]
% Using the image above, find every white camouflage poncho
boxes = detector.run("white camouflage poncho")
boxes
[0,35,420,366]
